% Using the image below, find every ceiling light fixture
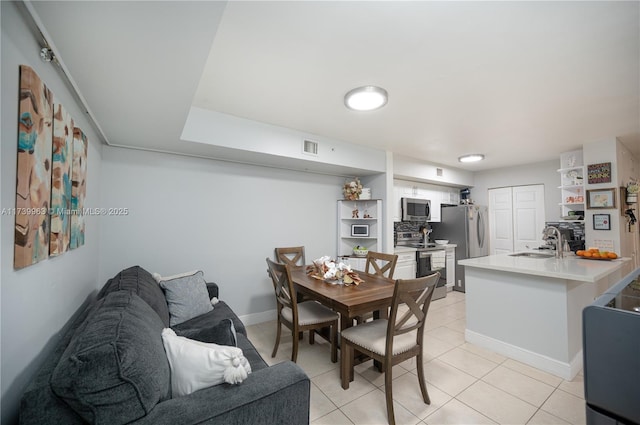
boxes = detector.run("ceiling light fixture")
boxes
[344,86,388,111]
[458,154,485,163]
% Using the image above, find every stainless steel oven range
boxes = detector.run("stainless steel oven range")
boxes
[416,249,447,300]
[395,230,447,300]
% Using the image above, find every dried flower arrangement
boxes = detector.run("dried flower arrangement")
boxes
[343,177,363,200]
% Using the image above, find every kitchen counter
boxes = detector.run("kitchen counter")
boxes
[459,252,629,283]
[459,252,630,380]
[393,246,417,254]
[394,244,456,254]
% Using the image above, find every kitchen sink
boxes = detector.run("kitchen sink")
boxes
[509,252,555,259]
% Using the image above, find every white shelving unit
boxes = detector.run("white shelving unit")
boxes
[558,150,585,222]
[337,199,382,269]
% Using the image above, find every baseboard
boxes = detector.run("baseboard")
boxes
[465,329,582,380]
[238,309,276,326]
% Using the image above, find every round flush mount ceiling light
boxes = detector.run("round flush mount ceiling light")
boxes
[458,154,485,163]
[344,86,388,111]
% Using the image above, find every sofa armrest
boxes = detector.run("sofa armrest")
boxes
[136,361,309,425]
[206,282,219,299]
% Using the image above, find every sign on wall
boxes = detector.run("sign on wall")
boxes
[587,162,612,184]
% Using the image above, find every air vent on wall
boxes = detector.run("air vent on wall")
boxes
[303,139,318,156]
[436,168,444,177]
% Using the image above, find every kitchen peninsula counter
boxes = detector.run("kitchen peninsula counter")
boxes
[459,252,631,380]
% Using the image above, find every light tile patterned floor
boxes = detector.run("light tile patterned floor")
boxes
[245,291,587,425]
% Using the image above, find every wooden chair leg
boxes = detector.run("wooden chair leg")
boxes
[330,323,337,363]
[271,319,281,358]
[384,361,396,425]
[416,351,431,404]
[341,344,352,389]
[309,329,315,345]
[292,327,299,363]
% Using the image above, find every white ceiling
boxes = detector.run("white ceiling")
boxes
[32,1,639,173]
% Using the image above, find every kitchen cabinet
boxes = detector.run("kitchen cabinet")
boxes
[394,250,417,280]
[337,199,382,259]
[338,255,366,271]
[392,180,460,223]
[558,150,585,222]
[445,246,455,288]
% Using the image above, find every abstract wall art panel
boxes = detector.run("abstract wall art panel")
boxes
[50,103,74,256]
[70,127,87,249]
[14,65,54,269]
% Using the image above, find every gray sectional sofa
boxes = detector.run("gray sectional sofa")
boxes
[19,266,310,425]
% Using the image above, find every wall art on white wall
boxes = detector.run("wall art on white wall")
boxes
[14,65,53,269]
[50,103,74,256]
[70,127,88,249]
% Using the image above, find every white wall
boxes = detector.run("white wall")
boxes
[584,138,639,267]
[99,146,344,322]
[183,107,387,174]
[1,3,103,423]
[394,154,474,187]
[471,159,560,221]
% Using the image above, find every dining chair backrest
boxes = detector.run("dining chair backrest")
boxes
[365,251,398,279]
[275,246,306,267]
[386,272,439,346]
[266,258,297,314]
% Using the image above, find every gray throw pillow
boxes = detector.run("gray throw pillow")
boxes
[176,318,237,346]
[158,271,213,326]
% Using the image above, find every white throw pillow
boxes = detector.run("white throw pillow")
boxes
[161,329,251,397]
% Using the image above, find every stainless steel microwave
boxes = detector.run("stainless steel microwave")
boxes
[401,197,431,221]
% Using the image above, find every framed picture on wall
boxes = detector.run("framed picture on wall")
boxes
[586,188,616,209]
[593,214,611,230]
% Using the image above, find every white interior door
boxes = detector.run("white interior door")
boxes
[489,185,546,254]
[489,187,514,254]
[512,185,545,251]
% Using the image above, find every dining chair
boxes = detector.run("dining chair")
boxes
[365,251,398,279]
[340,272,440,425]
[274,246,306,268]
[275,246,308,306]
[266,258,338,363]
[356,251,399,324]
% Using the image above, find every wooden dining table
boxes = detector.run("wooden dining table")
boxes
[289,266,396,331]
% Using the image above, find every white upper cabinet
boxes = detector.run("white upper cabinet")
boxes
[393,179,460,222]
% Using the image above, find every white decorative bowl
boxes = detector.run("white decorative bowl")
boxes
[353,248,369,257]
[434,240,449,245]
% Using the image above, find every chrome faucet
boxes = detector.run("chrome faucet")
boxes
[542,226,563,258]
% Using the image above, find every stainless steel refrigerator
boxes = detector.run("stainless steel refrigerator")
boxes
[430,205,489,292]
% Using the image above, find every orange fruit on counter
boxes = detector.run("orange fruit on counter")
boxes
[576,250,585,256]
[591,252,601,258]
[582,251,592,258]
[589,248,599,253]
[607,252,618,259]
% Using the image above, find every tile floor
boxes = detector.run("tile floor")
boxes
[245,291,587,425]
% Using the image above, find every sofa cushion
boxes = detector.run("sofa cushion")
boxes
[51,291,171,425]
[175,318,237,346]
[172,300,246,337]
[157,270,213,326]
[236,333,268,372]
[98,265,171,327]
